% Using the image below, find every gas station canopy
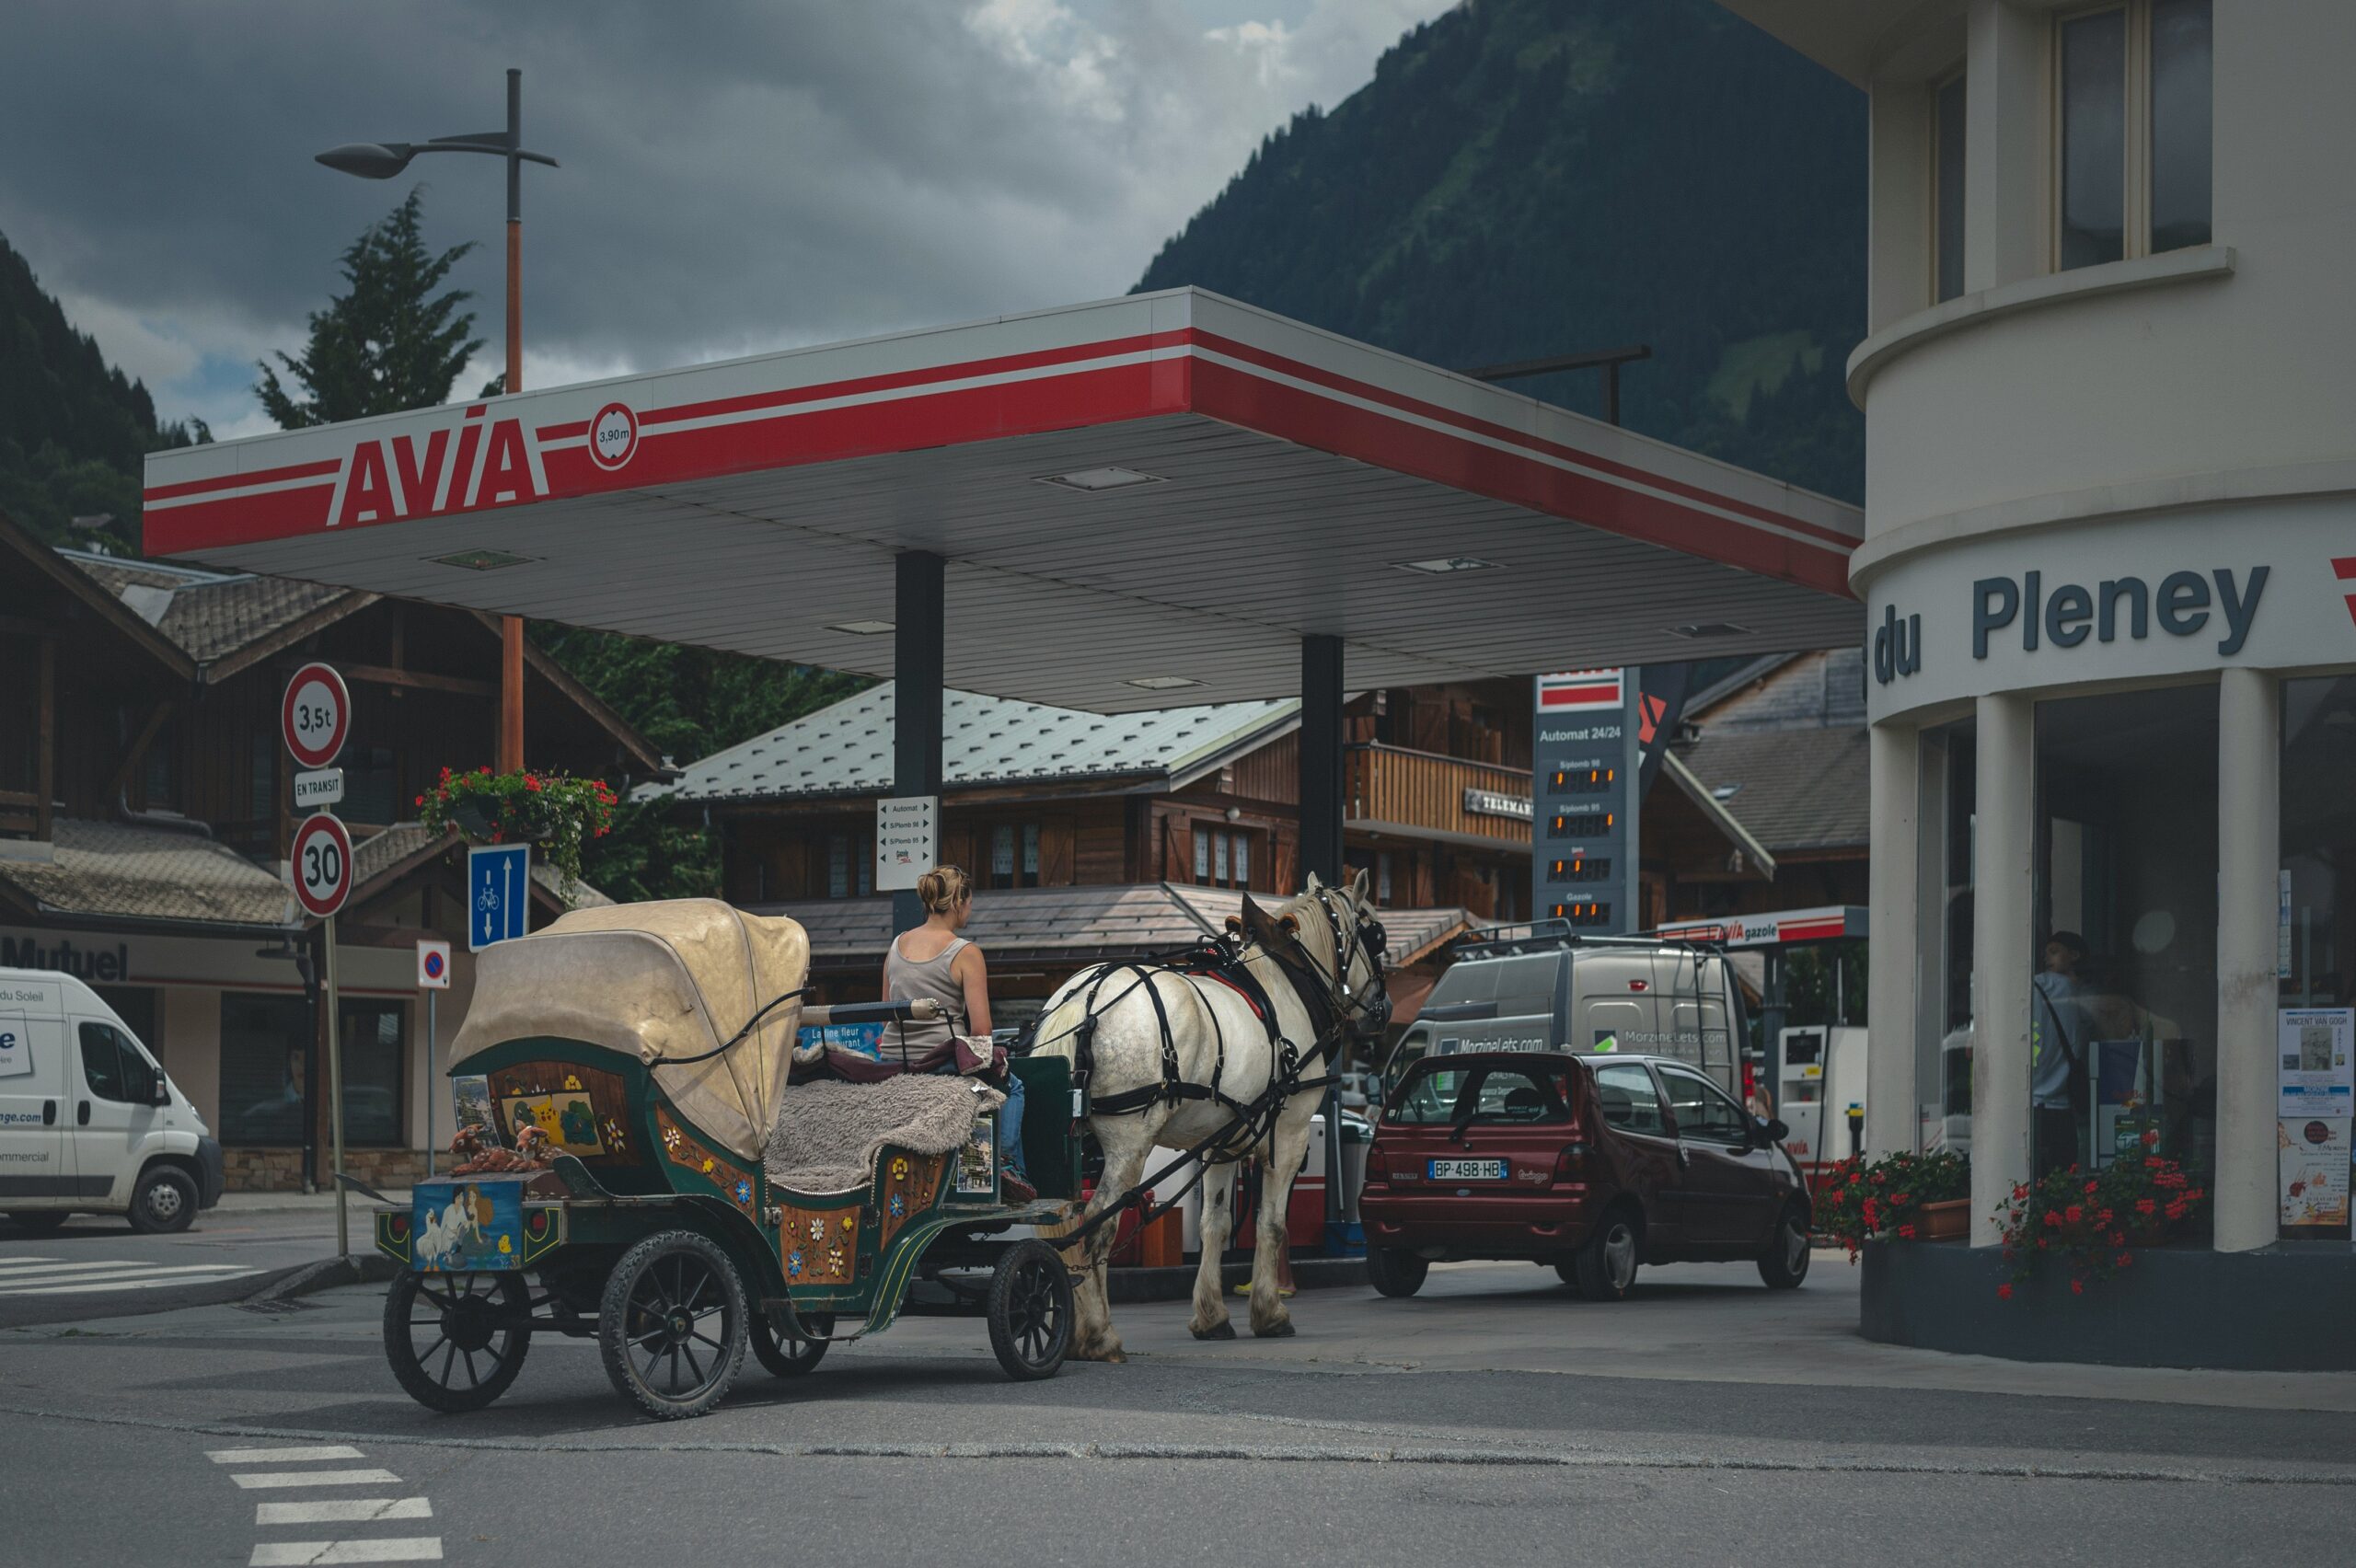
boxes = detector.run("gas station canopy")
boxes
[143,288,1860,711]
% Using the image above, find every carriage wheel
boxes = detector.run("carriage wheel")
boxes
[750,1309,834,1378]
[383,1270,533,1413]
[597,1229,747,1420]
[986,1239,1072,1381]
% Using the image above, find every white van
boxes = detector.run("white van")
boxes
[0,969,223,1233]
[1382,924,1747,1097]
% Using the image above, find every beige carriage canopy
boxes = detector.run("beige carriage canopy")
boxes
[450,899,809,1162]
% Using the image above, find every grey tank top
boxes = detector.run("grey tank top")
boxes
[884,933,967,1063]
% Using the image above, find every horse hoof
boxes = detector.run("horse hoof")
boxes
[1071,1343,1127,1364]
[1253,1320,1297,1339]
[1191,1320,1237,1342]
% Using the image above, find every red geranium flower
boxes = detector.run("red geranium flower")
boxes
[2070,1278,2085,1295]
[1996,1283,2014,1301]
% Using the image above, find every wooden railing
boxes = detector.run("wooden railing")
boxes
[1344,744,1532,845]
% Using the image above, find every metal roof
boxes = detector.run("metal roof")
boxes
[143,288,1862,714]
[657,680,1295,803]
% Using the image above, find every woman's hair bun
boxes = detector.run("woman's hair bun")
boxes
[917,864,972,914]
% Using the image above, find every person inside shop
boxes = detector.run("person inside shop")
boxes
[883,864,1034,1202]
[2031,929,2093,1175]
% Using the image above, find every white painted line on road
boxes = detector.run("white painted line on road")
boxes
[250,1539,443,1565]
[0,1255,64,1267]
[255,1498,433,1526]
[0,1265,261,1297]
[231,1469,403,1490]
[0,1260,163,1281]
[212,1446,366,1465]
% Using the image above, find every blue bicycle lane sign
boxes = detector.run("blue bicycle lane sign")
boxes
[468,843,531,951]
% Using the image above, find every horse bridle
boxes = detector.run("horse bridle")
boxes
[1300,882,1390,1040]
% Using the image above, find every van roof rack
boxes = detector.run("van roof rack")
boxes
[1446,918,1726,963]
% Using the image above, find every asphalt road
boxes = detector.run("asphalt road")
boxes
[3,1257,2352,1566]
[0,1206,348,1328]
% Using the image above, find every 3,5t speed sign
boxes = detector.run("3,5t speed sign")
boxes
[283,662,350,770]
[290,811,353,918]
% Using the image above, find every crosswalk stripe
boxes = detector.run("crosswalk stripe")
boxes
[255,1498,433,1526]
[231,1469,402,1490]
[255,1498,433,1527]
[0,1266,260,1297]
[0,1256,64,1268]
[0,1260,163,1281]
[250,1539,442,1565]
[211,1446,366,1465]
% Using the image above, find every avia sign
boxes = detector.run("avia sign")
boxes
[330,403,553,528]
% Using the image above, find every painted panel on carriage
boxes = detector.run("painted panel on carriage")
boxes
[878,1149,947,1254]
[953,1116,998,1198]
[778,1205,861,1286]
[655,1105,759,1216]
[486,1061,632,1160]
[411,1179,527,1273]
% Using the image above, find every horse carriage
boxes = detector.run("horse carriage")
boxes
[370,900,1083,1420]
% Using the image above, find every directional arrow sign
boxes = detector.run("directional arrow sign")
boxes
[874,794,938,892]
[468,843,531,951]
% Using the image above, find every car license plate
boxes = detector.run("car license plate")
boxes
[1426,1158,1507,1181]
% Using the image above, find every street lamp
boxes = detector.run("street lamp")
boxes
[317,67,558,776]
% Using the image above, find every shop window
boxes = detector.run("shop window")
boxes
[2032,685,2216,1198]
[1922,720,1977,1149]
[337,998,406,1147]
[1932,69,1967,302]
[218,992,312,1146]
[2280,676,2356,1239]
[2058,1,2212,271]
[1194,824,1253,890]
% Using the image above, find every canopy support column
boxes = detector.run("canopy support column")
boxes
[893,551,945,936]
[1298,633,1350,1253]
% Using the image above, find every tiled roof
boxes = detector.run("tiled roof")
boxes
[656,682,1297,803]
[751,882,1472,970]
[0,818,291,928]
[64,551,353,666]
[1673,726,1871,852]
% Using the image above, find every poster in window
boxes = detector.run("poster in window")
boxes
[2278,1117,2351,1231]
[2277,1008,2353,1118]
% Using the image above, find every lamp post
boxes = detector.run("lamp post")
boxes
[317,67,558,774]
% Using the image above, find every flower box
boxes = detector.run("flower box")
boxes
[1915,1198,1969,1241]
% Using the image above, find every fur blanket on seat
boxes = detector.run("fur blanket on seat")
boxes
[766,1074,1004,1194]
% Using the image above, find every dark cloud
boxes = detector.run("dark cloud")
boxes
[0,0,1447,434]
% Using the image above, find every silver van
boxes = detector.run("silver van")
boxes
[1383,923,1746,1097]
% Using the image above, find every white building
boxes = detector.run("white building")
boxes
[1719,0,2356,1351]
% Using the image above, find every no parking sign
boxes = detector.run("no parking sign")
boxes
[417,939,452,990]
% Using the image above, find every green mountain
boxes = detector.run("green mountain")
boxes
[0,232,204,553]
[1137,0,1865,502]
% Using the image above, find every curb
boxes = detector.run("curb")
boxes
[1107,1256,1365,1304]
[246,1252,401,1304]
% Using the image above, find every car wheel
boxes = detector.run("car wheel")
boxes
[126,1165,198,1235]
[1572,1207,1640,1302]
[1757,1202,1812,1290]
[1366,1245,1427,1298]
[6,1212,70,1235]
[1551,1258,1584,1297]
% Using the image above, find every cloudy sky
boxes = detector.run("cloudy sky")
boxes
[1,0,1454,439]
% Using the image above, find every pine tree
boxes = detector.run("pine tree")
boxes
[256,190,486,428]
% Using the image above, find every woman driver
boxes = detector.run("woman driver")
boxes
[884,865,1034,1202]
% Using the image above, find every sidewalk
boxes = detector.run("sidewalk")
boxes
[214,1187,410,1215]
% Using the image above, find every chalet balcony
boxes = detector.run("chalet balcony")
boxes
[1344,744,1531,850]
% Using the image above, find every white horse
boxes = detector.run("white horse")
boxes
[1031,870,1391,1361]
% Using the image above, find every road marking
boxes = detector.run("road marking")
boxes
[0,1255,64,1268]
[255,1499,433,1526]
[231,1469,403,1490]
[0,1266,261,1296]
[250,1540,443,1565]
[0,1260,162,1280]
[212,1446,366,1465]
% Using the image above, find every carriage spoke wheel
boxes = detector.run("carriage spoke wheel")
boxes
[750,1309,834,1378]
[987,1239,1072,1381]
[598,1229,747,1420]
[383,1269,533,1413]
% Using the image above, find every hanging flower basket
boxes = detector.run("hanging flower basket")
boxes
[418,767,618,893]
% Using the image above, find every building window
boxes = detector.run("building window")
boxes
[218,992,312,1147]
[986,822,1041,889]
[2280,675,2356,1239]
[1377,850,1394,906]
[828,833,850,898]
[1933,69,1967,302]
[336,998,406,1147]
[2058,1,2212,271]
[1924,720,1978,1151]
[2031,685,2216,1202]
[1193,824,1253,890]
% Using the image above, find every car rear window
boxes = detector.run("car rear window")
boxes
[1387,1062,1574,1125]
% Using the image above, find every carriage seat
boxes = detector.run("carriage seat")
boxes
[764,1074,1004,1195]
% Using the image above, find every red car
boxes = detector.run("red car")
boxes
[1357,1050,1812,1300]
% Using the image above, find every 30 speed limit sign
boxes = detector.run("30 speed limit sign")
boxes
[283,661,351,770]
[290,812,354,918]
